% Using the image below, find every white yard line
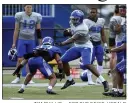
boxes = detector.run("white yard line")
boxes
[3,82,113,87]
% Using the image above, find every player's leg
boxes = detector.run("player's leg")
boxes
[25,40,36,83]
[112,60,126,97]
[61,47,81,89]
[108,38,118,93]
[109,52,117,93]
[102,38,117,95]
[109,52,116,72]
[111,41,124,90]
[18,58,38,93]
[79,47,95,85]
[86,47,95,85]
[95,45,104,84]
[108,37,116,73]
[11,39,26,84]
[40,59,57,94]
[81,47,109,92]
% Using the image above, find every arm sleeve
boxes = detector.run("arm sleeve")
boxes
[101,18,105,27]
[37,14,42,24]
[15,13,21,23]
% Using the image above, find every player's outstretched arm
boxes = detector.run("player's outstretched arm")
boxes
[61,37,75,46]
[12,59,28,76]
[111,43,126,52]
[114,24,122,34]
[54,53,64,81]
[12,51,39,76]
[61,32,80,46]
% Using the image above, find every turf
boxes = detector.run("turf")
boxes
[2,74,126,100]
[3,86,126,100]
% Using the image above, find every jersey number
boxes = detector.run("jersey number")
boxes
[90,26,102,33]
[43,45,52,50]
[24,20,35,29]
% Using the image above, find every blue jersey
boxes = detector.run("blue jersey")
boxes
[27,44,62,77]
[34,45,62,62]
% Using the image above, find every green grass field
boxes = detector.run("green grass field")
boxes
[2,74,126,100]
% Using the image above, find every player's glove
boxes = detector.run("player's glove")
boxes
[58,68,64,81]
[12,64,24,76]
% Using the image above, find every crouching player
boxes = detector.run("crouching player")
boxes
[103,35,126,97]
[12,37,63,95]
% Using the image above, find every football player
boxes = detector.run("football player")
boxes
[108,5,122,92]
[119,5,126,84]
[103,35,126,97]
[103,5,126,96]
[57,10,109,92]
[11,4,42,84]
[83,8,108,84]
[12,37,63,95]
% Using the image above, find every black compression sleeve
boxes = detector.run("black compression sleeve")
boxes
[36,29,42,39]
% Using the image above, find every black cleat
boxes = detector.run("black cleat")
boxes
[61,79,75,90]
[102,81,109,92]
[118,93,126,97]
[46,90,57,95]
[112,91,125,97]
[18,88,24,93]
[103,90,114,96]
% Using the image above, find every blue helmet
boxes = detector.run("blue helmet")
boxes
[80,70,88,82]
[42,36,54,45]
[8,48,17,61]
[70,10,84,26]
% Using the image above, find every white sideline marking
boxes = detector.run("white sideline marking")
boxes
[9,97,24,100]
[3,83,112,87]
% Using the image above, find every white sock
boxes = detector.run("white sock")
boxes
[21,84,27,89]
[98,75,105,82]
[87,70,93,82]
[97,65,103,74]
[118,89,123,93]
[66,75,73,81]
[48,85,52,90]
[112,88,118,91]
[16,77,20,79]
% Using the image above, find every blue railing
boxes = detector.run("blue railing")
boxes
[2,4,55,17]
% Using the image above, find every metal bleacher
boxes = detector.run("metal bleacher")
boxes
[2,4,55,17]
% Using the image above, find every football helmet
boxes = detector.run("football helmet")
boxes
[42,36,54,45]
[70,10,84,26]
[8,48,17,61]
[80,70,88,82]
